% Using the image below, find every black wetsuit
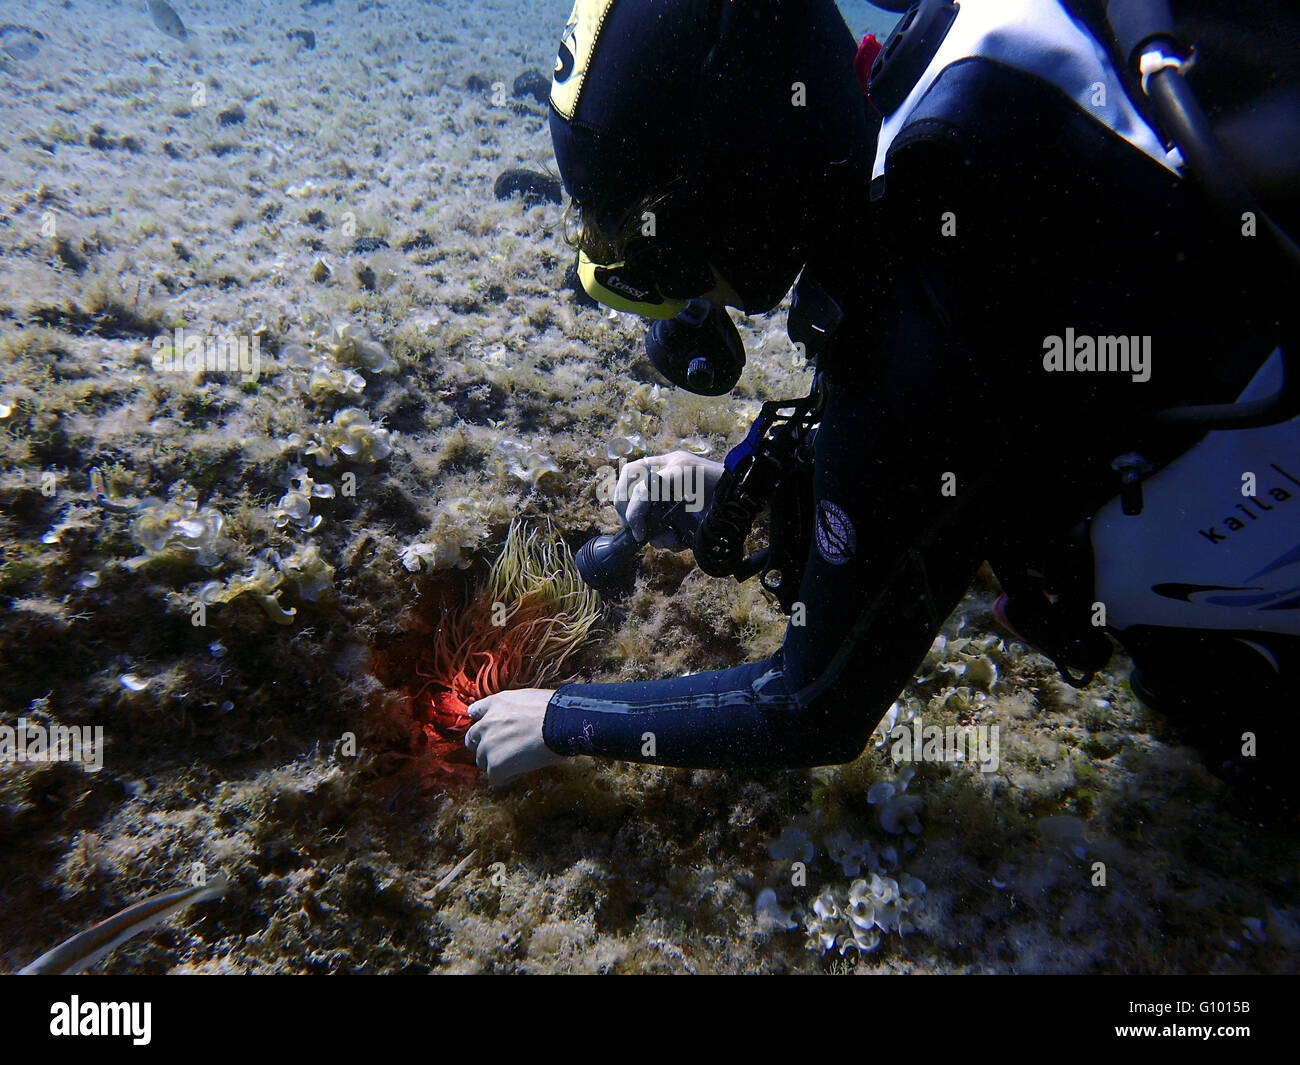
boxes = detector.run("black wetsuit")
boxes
[544,1,1300,772]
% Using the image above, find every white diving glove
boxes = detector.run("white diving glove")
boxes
[615,450,725,549]
[465,688,565,785]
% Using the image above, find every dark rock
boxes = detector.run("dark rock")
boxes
[217,104,246,127]
[29,302,157,339]
[493,168,562,206]
[54,237,87,274]
[352,236,390,253]
[0,24,44,61]
[512,68,550,105]
[465,73,490,93]
[288,28,316,50]
[82,125,145,153]
[355,263,377,291]
[400,233,437,251]
[564,255,599,309]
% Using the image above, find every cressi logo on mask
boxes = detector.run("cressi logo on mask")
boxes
[604,271,651,301]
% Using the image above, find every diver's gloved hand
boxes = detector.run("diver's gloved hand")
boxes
[615,451,724,549]
[465,689,565,784]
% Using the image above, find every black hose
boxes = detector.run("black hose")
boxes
[1137,51,1300,428]
[1153,345,1299,428]
[1146,65,1300,271]
[1105,0,1174,69]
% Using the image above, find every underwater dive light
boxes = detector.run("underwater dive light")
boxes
[575,498,700,596]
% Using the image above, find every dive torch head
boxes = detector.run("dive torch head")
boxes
[574,523,643,596]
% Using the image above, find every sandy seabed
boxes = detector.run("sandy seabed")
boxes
[0,0,1296,974]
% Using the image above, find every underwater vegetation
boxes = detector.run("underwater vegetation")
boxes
[758,766,930,958]
[375,522,601,785]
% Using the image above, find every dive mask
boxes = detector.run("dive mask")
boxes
[577,238,714,319]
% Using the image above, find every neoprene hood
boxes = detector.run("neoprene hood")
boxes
[549,0,874,313]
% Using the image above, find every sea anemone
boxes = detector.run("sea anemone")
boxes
[376,521,601,786]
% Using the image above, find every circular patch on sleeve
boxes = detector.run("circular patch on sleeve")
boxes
[815,499,857,565]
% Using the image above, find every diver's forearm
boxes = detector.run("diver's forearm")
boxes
[542,654,870,770]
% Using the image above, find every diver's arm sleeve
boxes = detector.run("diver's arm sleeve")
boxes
[541,530,981,770]
[542,364,991,771]
[543,655,808,769]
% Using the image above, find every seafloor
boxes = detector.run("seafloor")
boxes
[0,0,1296,974]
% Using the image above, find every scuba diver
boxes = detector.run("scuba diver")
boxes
[465,0,1300,808]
